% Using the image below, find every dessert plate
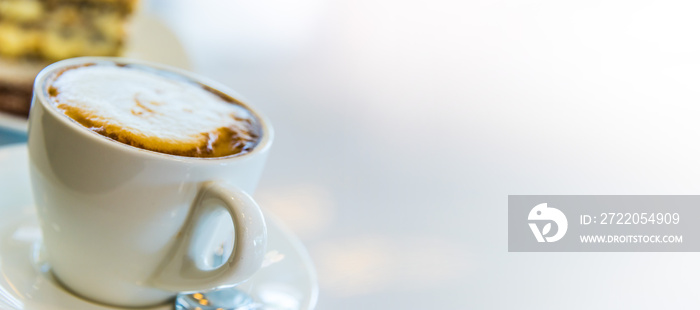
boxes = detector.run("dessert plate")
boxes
[0,145,318,310]
[0,12,191,133]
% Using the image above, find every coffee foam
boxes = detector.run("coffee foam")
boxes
[48,64,260,157]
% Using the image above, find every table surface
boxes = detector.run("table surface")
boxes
[4,0,700,309]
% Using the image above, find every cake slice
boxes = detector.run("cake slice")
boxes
[0,0,139,117]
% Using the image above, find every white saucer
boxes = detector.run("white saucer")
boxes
[0,12,192,133]
[0,145,318,310]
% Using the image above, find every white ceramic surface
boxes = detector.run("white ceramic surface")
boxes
[28,57,274,307]
[0,12,191,133]
[0,144,317,310]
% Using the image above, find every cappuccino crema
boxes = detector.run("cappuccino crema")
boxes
[46,62,261,158]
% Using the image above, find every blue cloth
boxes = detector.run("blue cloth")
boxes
[0,128,27,146]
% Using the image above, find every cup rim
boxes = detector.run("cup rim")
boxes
[32,56,274,163]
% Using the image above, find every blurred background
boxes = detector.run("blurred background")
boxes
[4,0,700,309]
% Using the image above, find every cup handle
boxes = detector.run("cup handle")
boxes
[150,181,267,292]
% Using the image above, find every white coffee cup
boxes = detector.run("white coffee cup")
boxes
[27,57,273,308]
